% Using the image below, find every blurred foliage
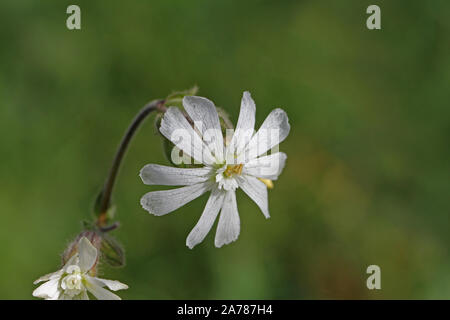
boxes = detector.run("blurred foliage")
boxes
[0,0,449,299]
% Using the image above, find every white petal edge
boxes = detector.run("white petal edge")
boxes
[85,277,121,300]
[226,91,256,162]
[183,96,224,162]
[32,278,60,299]
[243,108,290,160]
[47,291,62,300]
[159,106,215,165]
[242,152,287,180]
[78,237,98,273]
[33,270,63,285]
[91,277,129,291]
[140,181,213,216]
[186,188,226,249]
[140,164,212,186]
[215,190,240,248]
[238,175,270,218]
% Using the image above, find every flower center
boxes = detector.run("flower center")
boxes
[64,274,82,290]
[215,164,244,191]
[61,265,84,297]
[223,164,243,178]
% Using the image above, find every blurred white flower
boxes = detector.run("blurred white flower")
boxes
[33,237,128,300]
[140,91,290,248]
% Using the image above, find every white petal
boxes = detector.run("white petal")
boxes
[140,164,212,186]
[159,106,215,165]
[32,278,60,299]
[140,182,213,216]
[237,175,269,218]
[226,91,256,161]
[90,277,129,291]
[215,191,240,248]
[236,92,256,134]
[242,152,287,180]
[186,188,226,249]
[243,108,290,160]
[33,270,63,285]
[47,291,62,300]
[78,237,98,273]
[85,277,121,300]
[183,96,224,162]
[62,254,79,272]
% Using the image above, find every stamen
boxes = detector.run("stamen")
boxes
[258,178,274,189]
[223,164,244,177]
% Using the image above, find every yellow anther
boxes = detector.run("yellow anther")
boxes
[224,164,244,177]
[258,178,274,189]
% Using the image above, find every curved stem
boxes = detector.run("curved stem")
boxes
[97,99,165,227]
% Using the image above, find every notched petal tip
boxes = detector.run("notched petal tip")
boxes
[241,91,256,109]
[214,235,239,248]
[139,164,158,185]
[186,241,195,250]
[140,196,154,215]
[138,166,147,182]
[274,108,290,131]
[186,233,198,250]
[185,231,204,250]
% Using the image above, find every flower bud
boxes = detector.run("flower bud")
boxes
[99,233,126,268]
[62,229,125,271]
[62,230,102,267]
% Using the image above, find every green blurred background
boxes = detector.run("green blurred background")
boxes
[0,0,449,299]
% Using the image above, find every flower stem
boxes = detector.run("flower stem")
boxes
[96,99,166,227]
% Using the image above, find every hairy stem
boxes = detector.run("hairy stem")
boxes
[97,99,165,227]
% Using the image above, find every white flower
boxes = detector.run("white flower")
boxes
[140,91,290,248]
[32,237,128,300]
